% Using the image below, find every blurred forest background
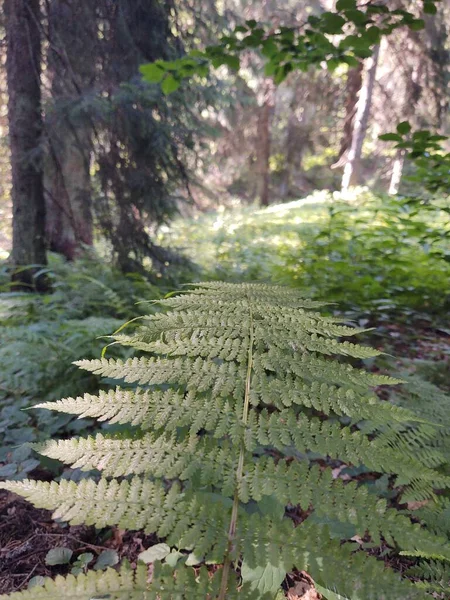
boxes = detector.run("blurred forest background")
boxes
[0,0,449,595]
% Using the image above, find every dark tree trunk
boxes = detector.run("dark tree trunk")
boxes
[45,0,95,260]
[5,0,48,291]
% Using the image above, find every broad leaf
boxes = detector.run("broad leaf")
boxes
[241,560,286,595]
[138,543,171,564]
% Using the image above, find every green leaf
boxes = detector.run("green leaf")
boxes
[185,553,203,566]
[221,55,240,71]
[408,19,425,30]
[139,63,165,83]
[28,576,46,589]
[315,583,349,600]
[412,130,431,139]
[165,550,184,567]
[379,133,403,142]
[367,5,389,14]
[341,55,360,68]
[197,64,209,78]
[396,121,412,135]
[336,0,357,10]
[344,9,368,26]
[76,552,94,565]
[258,495,285,522]
[365,26,381,44]
[45,547,73,566]
[428,135,448,142]
[93,549,119,571]
[241,560,286,595]
[261,38,278,58]
[264,61,278,76]
[423,2,438,14]
[0,463,17,477]
[161,75,181,95]
[321,12,347,34]
[327,58,341,72]
[138,543,171,564]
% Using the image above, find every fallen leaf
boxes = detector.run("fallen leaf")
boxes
[407,499,430,511]
[287,572,321,600]
[331,465,351,481]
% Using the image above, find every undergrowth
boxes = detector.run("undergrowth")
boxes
[160,188,450,320]
[0,253,161,478]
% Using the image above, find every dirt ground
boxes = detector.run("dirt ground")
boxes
[0,490,157,595]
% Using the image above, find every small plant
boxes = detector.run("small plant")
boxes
[1,282,449,599]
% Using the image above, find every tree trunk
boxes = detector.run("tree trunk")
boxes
[388,150,405,195]
[332,62,364,169]
[388,33,425,196]
[45,122,93,260]
[256,81,275,206]
[341,45,380,192]
[281,110,298,199]
[44,0,94,260]
[5,0,48,291]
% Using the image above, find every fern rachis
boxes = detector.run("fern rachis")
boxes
[1,282,449,599]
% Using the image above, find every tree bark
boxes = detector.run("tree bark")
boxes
[341,45,380,192]
[388,150,405,195]
[5,0,48,291]
[44,0,95,260]
[256,81,275,206]
[332,62,364,170]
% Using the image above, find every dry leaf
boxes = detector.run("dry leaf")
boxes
[287,572,321,600]
[331,465,351,481]
[407,499,430,511]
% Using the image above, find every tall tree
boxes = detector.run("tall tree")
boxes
[44,0,96,260]
[331,62,364,171]
[94,0,179,271]
[255,79,275,206]
[5,0,47,291]
[388,8,448,194]
[341,45,380,192]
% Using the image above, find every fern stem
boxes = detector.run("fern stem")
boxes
[218,301,254,600]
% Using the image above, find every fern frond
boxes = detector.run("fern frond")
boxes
[75,356,247,399]
[0,479,235,556]
[0,563,149,600]
[33,433,240,485]
[407,560,450,595]
[0,563,254,600]
[35,388,234,434]
[2,282,448,599]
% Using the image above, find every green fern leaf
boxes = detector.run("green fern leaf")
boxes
[1,282,447,599]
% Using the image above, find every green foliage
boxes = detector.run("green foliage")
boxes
[380,127,450,195]
[1,282,449,598]
[161,189,450,319]
[385,359,450,596]
[390,361,450,467]
[0,253,161,476]
[141,1,440,89]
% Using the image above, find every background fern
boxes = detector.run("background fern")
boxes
[0,253,163,479]
[1,282,449,599]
